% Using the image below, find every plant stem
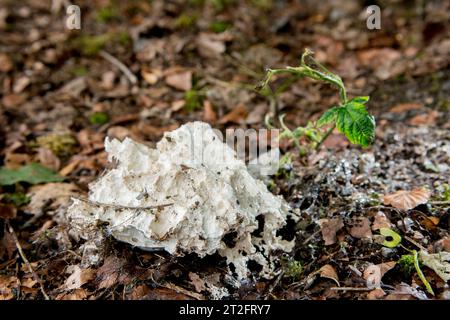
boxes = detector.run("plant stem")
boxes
[315,124,335,150]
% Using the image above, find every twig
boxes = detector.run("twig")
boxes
[6,222,50,300]
[99,50,137,85]
[72,196,173,210]
[330,287,371,292]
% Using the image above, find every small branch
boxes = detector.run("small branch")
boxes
[7,222,50,300]
[99,50,137,85]
[73,196,173,210]
[330,287,371,292]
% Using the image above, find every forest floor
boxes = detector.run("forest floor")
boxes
[0,0,449,300]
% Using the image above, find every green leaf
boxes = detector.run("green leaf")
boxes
[0,163,65,186]
[348,96,370,104]
[380,228,402,248]
[335,102,375,147]
[317,106,339,127]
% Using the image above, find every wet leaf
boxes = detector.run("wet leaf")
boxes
[383,188,430,211]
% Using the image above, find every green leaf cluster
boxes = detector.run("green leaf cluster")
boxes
[317,96,375,147]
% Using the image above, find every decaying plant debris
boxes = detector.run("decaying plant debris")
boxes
[68,122,297,281]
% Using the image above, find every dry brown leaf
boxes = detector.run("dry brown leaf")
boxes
[127,284,151,300]
[409,110,439,126]
[202,100,217,124]
[363,265,381,289]
[0,275,19,300]
[141,69,162,85]
[4,153,30,169]
[25,183,79,216]
[57,288,88,300]
[318,264,340,286]
[0,53,13,72]
[378,261,396,277]
[37,147,60,171]
[318,217,344,245]
[372,211,392,230]
[165,70,192,91]
[63,265,96,291]
[367,288,386,300]
[96,256,126,289]
[0,204,16,220]
[218,105,248,124]
[349,217,373,239]
[188,272,206,293]
[389,103,423,113]
[383,188,431,211]
[2,94,25,108]
[196,33,226,58]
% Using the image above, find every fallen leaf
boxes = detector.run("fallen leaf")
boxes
[25,183,79,216]
[419,251,450,282]
[0,53,13,72]
[2,94,25,108]
[218,105,248,124]
[318,217,344,245]
[127,284,151,300]
[165,70,192,91]
[21,277,37,289]
[383,188,430,211]
[203,100,217,124]
[0,163,64,186]
[63,265,96,291]
[318,264,339,286]
[37,147,60,171]
[363,265,381,289]
[0,275,19,300]
[378,261,396,277]
[372,211,392,230]
[389,103,423,113]
[367,288,386,300]
[0,204,16,220]
[96,256,126,289]
[196,33,226,58]
[141,69,161,85]
[57,288,88,300]
[409,110,440,126]
[188,272,206,293]
[349,217,373,239]
[13,76,30,94]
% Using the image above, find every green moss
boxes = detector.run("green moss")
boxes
[75,34,111,56]
[184,90,204,112]
[35,133,77,157]
[2,192,31,207]
[96,5,120,23]
[209,21,231,33]
[89,112,109,125]
[398,254,416,277]
[175,14,197,29]
[71,66,88,77]
[281,257,303,280]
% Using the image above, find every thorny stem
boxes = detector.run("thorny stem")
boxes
[260,49,349,153]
